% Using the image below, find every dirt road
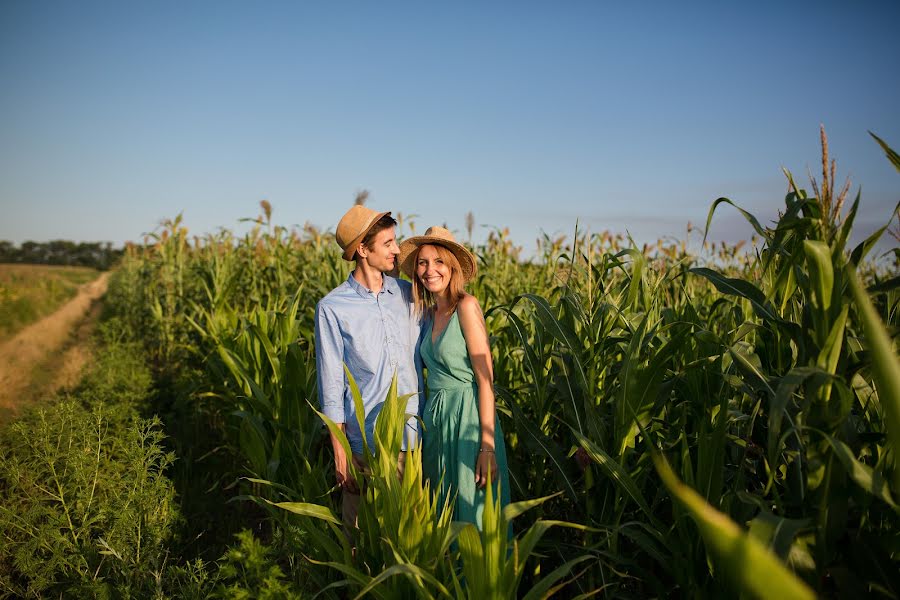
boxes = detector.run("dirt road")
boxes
[0,272,110,420]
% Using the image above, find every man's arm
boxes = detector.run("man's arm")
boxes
[314,302,358,492]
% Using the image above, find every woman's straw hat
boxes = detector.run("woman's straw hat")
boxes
[398,226,477,282]
[336,205,391,262]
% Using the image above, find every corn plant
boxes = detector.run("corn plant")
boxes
[189,286,331,503]
[452,475,593,600]
[269,375,459,599]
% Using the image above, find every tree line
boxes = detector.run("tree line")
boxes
[0,240,123,270]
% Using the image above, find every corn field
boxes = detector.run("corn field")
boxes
[89,134,900,598]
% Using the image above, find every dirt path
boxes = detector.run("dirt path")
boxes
[0,272,110,421]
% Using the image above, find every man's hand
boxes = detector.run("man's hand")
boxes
[331,426,359,494]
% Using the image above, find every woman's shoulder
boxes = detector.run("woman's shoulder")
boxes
[457,293,481,311]
[456,294,484,323]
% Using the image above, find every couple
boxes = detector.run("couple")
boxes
[314,205,510,531]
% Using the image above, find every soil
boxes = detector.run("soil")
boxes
[0,272,109,423]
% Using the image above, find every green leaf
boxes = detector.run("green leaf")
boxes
[236,412,270,476]
[768,367,822,468]
[266,500,343,526]
[343,365,371,457]
[502,393,580,508]
[703,197,767,244]
[867,274,900,294]
[729,343,774,397]
[308,401,357,484]
[869,131,900,173]
[821,433,898,510]
[502,492,560,522]
[654,455,816,600]
[520,555,593,600]
[849,218,891,266]
[802,241,833,311]
[747,510,811,560]
[689,268,781,323]
[456,524,486,592]
[573,430,656,523]
[817,306,848,375]
[615,316,649,453]
[511,293,590,434]
[847,267,900,491]
[352,563,453,600]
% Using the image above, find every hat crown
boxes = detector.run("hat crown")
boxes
[334,205,391,261]
[422,225,456,243]
[398,225,477,282]
[336,205,379,250]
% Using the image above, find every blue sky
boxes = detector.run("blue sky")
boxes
[1,1,898,255]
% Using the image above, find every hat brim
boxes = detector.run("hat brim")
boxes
[398,236,477,282]
[342,210,391,261]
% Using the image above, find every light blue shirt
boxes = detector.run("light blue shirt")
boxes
[315,272,423,455]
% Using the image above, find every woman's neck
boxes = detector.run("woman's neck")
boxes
[434,291,453,314]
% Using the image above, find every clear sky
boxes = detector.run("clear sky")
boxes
[1,0,898,254]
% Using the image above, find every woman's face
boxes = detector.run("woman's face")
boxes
[415,244,452,295]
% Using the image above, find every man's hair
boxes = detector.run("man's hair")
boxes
[410,244,466,317]
[355,215,398,260]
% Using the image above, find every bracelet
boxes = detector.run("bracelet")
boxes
[479,448,495,453]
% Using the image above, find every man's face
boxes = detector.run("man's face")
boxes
[359,226,400,273]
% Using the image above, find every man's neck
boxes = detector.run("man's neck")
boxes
[352,263,385,294]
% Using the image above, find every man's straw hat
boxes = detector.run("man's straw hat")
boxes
[398,226,477,282]
[336,205,391,262]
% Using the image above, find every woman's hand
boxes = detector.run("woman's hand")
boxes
[475,449,499,488]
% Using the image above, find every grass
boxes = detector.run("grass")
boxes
[0,264,99,341]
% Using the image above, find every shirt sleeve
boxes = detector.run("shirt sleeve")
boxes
[314,301,346,424]
[414,316,426,415]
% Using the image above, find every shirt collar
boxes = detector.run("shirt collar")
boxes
[346,271,397,298]
[382,275,399,295]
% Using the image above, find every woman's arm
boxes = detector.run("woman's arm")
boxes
[457,294,499,487]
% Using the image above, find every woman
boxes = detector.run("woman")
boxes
[399,226,510,528]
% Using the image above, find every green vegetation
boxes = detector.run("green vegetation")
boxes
[1,132,897,597]
[0,324,177,597]
[0,240,122,270]
[0,264,99,340]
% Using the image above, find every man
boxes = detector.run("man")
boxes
[314,205,423,527]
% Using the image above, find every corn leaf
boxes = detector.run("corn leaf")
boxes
[820,433,897,510]
[520,555,593,600]
[654,455,816,600]
[869,131,900,172]
[747,510,810,560]
[267,500,342,526]
[847,267,900,491]
[574,430,656,523]
[703,197,767,244]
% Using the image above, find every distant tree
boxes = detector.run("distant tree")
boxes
[0,241,13,262]
[0,240,123,269]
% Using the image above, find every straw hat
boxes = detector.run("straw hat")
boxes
[398,226,477,282]
[336,205,391,262]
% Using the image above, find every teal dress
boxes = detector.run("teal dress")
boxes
[421,310,511,529]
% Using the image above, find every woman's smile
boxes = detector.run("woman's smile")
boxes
[416,245,451,294]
